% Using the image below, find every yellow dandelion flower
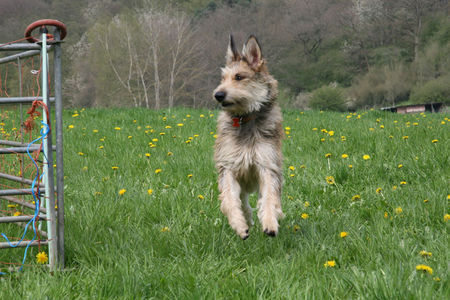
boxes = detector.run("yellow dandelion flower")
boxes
[301,213,309,219]
[416,264,433,274]
[289,166,295,171]
[324,260,336,268]
[147,189,153,195]
[293,225,300,232]
[187,174,193,178]
[200,114,205,118]
[341,154,348,159]
[376,187,382,194]
[13,211,21,216]
[348,164,353,168]
[155,169,162,174]
[431,139,438,143]
[444,214,450,222]
[363,154,370,160]
[161,227,170,232]
[300,165,306,169]
[119,189,126,196]
[198,195,204,200]
[98,146,104,149]
[402,136,409,140]
[78,152,85,156]
[114,127,121,130]
[395,207,403,214]
[328,131,335,136]
[325,153,332,158]
[352,194,361,201]
[398,164,403,168]
[177,123,184,127]
[384,212,388,218]
[400,181,407,185]
[68,125,74,129]
[304,201,310,208]
[340,231,348,238]
[36,252,48,264]
[423,199,429,203]
[93,129,98,133]
[312,128,318,131]
[167,152,173,156]
[285,126,291,131]
[320,138,325,142]
[326,176,335,185]
[419,250,432,258]
[380,125,384,129]
[128,135,133,139]
[145,153,151,157]
[152,138,158,142]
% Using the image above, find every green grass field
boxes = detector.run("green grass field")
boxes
[1,108,449,298]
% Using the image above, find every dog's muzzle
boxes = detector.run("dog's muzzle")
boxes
[214,91,226,103]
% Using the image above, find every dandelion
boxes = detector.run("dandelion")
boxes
[289,166,295,171]
[119,189,126,196]
[431,139,438,143]
[392,185,398,190]
[155,169,162,174]
[187,174,193,178]
[301,213,309,219]
[93,129,99,133]
[304,201,310,208]
[78,152,85,156]
[384,212,388,218]
[376,188,382,194]
[167,152,173,156]
[177,123,184,127]
[98,146,104,149]
[402,136,409,140]
[114,127,121,130]
[198,195,204,200]
[340,232,348,238]
[300,165,306,169]
[326,176,335,185]
[348,164,353,168]
[293,225,300,232]
[112,166,119,170]
[328,131,335,136]
[423,199,429,203]
[152,138,158,142]
[416,264,433,274]
[165,125,172,129]
[341,154,348,159]
[325,153,332,158]
[145,153,151,158]
[398,164,403,168]
[419,250,432,258]
[128,136,133,139]
[312,128,318,131]
[324,260,336,268]
[161,227,170,232]
[13,211,21,216]
[36,252,48,264]
[395,207,403,214]
[444,214,450,222]
[400,181,407,185]
[68,125,74,129]
[341,136,346,141]
[352,194,361,201]
[363,154,370,160]
[285,126,291,131]
[147,189,153,195]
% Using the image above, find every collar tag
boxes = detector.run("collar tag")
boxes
[232,117,240,127]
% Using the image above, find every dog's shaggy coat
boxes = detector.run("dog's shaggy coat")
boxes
[213,35,284,239]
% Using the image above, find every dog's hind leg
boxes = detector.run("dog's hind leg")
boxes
[218,170,249,239]
[241,192,254,227]
[257,168,284,237]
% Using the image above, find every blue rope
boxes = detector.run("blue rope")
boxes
[0,121,49,274]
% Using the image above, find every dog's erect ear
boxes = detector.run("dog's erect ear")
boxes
[242,35,263,69]
[226,34,240,65]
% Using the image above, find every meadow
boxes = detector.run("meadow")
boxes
[0,107,449,298]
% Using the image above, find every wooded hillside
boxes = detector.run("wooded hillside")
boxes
[1,0,449,110]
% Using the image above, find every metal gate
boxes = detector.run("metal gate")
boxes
[0,20,66,271]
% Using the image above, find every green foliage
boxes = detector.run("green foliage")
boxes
[309,85,347,111]
[410,76,450,104]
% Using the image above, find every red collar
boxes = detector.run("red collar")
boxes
[232,115,253,127]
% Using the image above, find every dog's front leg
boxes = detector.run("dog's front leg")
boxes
[257,168,283,236]
[218,170,249,239]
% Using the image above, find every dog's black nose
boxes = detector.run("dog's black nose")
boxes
[214,91,226,102]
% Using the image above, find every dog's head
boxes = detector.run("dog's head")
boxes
[213,35,276,115]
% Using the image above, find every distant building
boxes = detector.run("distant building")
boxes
[381,103,444,114]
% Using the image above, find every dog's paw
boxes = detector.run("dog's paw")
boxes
[239,229,249,240]
[263,228,277,237]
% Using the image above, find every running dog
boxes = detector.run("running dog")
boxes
[213,35,284,239]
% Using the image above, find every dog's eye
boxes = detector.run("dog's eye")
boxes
[235,74,244,81]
